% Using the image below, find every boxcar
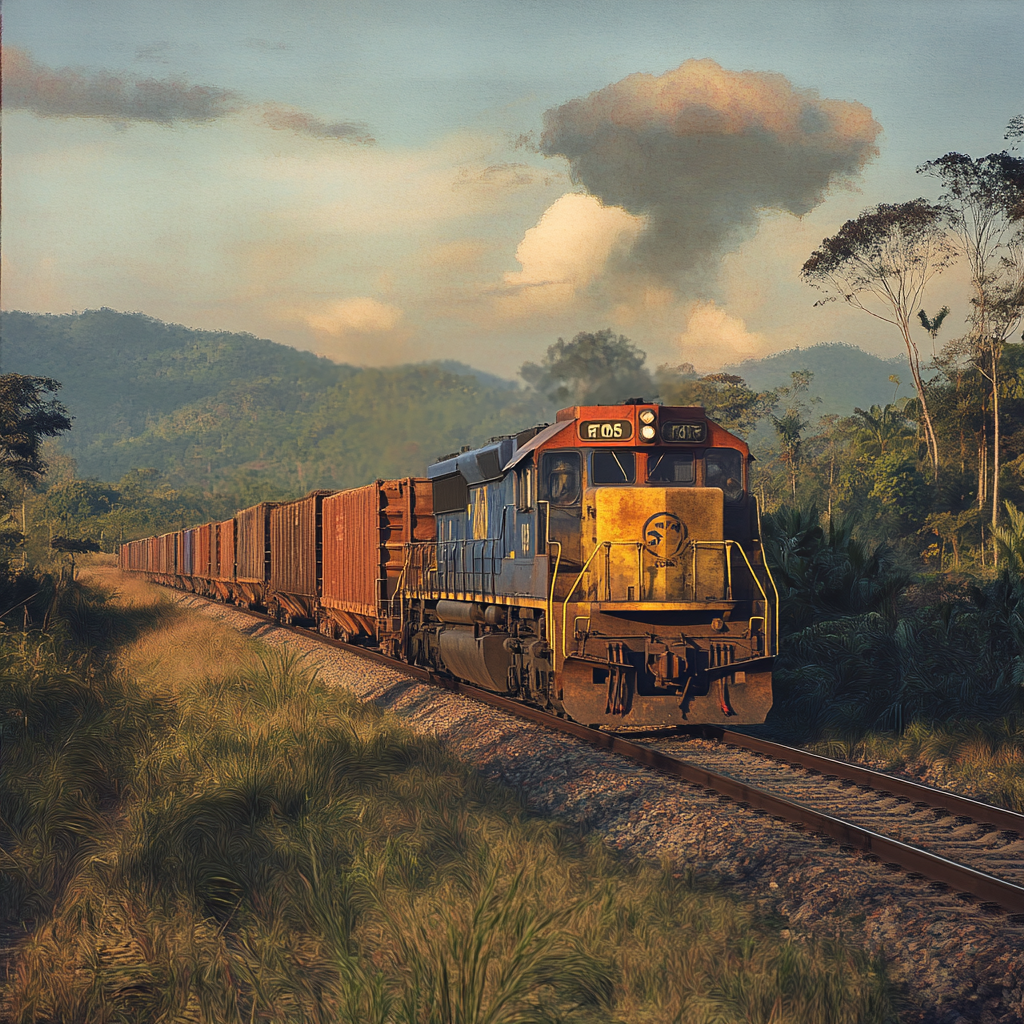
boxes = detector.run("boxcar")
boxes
[268,491,334,623]
[320,478,433,648]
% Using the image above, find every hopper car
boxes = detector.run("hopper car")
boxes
[119,400,778,727]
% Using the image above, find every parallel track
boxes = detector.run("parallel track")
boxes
[185,592,1024,917]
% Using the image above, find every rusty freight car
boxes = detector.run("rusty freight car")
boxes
[320,478,433,654]
[234,502,279,609]
[268,491,334,623]
[212,518,235,601]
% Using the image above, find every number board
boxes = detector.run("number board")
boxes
[578,419,633,441]
[660,421,707,443]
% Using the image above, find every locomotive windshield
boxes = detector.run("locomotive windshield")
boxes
[647,452,695,484]
[591,450,636,484]
[540,451,582,505]
[706,448,744,500]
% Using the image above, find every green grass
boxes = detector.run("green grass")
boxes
[0,573,899,1023]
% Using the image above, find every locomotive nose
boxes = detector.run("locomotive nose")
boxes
[591,487,726,603]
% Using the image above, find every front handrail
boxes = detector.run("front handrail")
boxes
[690,539,775,656]
[759,545,781,650]
[539,501,560,646]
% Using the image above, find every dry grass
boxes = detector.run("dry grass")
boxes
[819,719,1024,812]
[1,572,899,1023]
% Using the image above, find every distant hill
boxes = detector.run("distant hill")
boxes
[429,360,519,390]
[1,309,920,498]
[0,309,542,497]
[722,343,911,416]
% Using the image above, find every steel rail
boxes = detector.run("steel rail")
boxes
[176,590,1024,916]
[695,726,1024,837]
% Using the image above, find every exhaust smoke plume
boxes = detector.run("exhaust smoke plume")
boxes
[540,59,881,296]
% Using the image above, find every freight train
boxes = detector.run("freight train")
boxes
[119,400,778,727]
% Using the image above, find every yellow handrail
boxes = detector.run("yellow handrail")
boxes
[559,542,611,670]
[539,501,561,650]
[759,545,781,652]
[690,539,776,656]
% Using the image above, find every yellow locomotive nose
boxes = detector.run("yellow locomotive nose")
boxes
[590,486,727,603]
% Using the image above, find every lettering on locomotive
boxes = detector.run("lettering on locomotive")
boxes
[660,421,707,443]
[578,419,632,440]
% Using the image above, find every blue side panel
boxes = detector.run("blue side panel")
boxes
[434,473,547,600]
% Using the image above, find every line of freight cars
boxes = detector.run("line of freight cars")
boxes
[120,400,778,728]
[117,479,433,644]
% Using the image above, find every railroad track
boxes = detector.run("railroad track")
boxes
[187,593,1024,918]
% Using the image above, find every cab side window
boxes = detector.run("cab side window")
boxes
[705,448,744,501]
[540,451,582,506]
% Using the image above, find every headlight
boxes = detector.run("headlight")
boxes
[640,424,656,441]
[639,409,656,424]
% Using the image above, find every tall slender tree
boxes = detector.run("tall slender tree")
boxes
[919,152,1024,537]
[801,200,955,479]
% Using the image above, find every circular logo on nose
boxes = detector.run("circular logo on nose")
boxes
[642,512,686,557]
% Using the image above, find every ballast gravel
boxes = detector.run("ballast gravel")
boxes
[176,594,1024,1024]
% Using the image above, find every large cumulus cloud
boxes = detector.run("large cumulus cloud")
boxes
[540,59,881,296]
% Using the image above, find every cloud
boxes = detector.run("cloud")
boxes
[675,301,769,366]
[262,104,374,144]
[540,59,881,297]
[302,297,415,363]
[244,38,291,52]
[2,45,242,123]
[1,46,374,144]
[496,192,645,315]
[453,162,556,191]
[305,297,404,335]
[134,42,172,64]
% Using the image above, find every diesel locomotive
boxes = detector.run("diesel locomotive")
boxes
[119,400,778,727]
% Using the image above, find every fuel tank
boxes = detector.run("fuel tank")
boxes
[437,625,511,692]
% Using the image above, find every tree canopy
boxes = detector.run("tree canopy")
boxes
[519,329,654,406]
[0,375,73,495]
[801,199,956,476]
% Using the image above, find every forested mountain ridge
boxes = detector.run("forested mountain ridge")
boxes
[0,309,543,497]
[0,307,351,459]
[722,343,910,416]
[3,308,914,499]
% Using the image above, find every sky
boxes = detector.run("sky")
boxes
[3,0,1022,377]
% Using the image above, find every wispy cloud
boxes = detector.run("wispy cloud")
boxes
[262,104,374,144]
[3,46,241,123]
[2,46,374,144]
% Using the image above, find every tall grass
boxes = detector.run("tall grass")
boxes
[817,718,1024,812]
[1,573,898,1023]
